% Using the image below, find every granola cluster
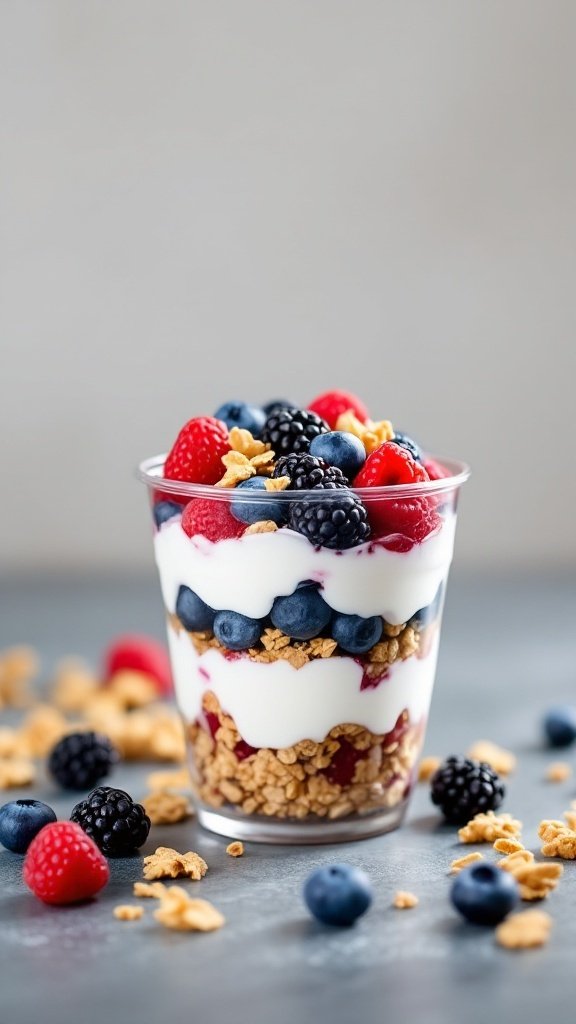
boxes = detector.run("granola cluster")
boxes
[188,692,422,821]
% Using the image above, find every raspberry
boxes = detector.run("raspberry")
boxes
[104,634,172,696]
[164,416,229,485]
[354,442,439,543]
[308,390,369,430]
[182,497,245,542]
[354,441,429,488]
[23,821,109,905]
[423,457,450,480]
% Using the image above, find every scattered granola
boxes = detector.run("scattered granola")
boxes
[50,658,99,713]
[538,817,576,859]
[18,704,70,758]
[498,850,563,901]
[108,670,159,709]
[418,756,441,782]
[244,520,279,535]
[0,645,39,707]
[393,890,419,909]
[114,905,144,921]
[226,841,244,858]
[146,766,191,792]
[493,837,525,855]
[0,758,35,789]
[496,909,552,949]
[154,886,224,932]
[142,790,193,826]
[458,811,522,845]
[467,740,516,777]
[450,851,484,874]
[143,847,208,881]
[544,762,572,783]
[133,881,167,899]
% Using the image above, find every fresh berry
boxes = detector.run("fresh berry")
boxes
[70,786,151,856]
[261,407,329,455]
[164,415,229,485]
[0,799,57,854]
[230,477,287,525]
[289,490,370,550]
[392,431,422,462]
[543,707,576,748]
[430,756,505,824]
[23,821,109,905]
[153,500,182,527]
[450,862,519,925]
[410,584,443,628]
[307,390,370,430]
[371,496,441,544]
[331,613,383,654]
[303,864,373,926]
[271,585,332,640]
[182,497,245,542]
[176,585,215,632]
[48,732,119,791]
[104,634,172,696]
[213,401,266,436]
[213,610,263,651]
[309,431,366,480]
[423,458,450,480]
[354,441,428,488]
[263,398,294,417]
[273,452,348,490]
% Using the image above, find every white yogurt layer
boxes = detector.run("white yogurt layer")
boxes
[154,518,456,624]
[167,623,439,749]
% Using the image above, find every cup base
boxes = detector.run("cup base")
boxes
[197,801,408,845]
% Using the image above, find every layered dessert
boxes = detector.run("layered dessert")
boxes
[139,389,468,840]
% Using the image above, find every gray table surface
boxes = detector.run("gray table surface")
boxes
[0,571,575,1024]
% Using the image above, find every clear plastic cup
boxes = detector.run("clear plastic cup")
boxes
[138,455,469,843]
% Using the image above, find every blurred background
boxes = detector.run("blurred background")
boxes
[1,0,575,575]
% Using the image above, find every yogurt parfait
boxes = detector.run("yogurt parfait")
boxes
[138,390,469,842]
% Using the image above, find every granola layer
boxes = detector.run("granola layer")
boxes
[187,692,424,821]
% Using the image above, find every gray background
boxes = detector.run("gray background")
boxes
[1,0,575,574]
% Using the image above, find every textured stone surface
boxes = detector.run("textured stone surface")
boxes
[0,572,574,1024]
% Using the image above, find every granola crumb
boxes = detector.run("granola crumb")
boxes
[545,761,572,783]
[142,790,193,826]
[0,758,36,790]
[154,886,225,932]
[244,520,279,535]
[264,477,290,492]
[143,847,208,881]
[450,851,484,874]
[114,904,144,921]
[467,740,516,776]
[458,811,522,844]
[146,767,190,792]
[418,756,441,782]
[494,837,525,855]
[393,890,419,909]
[226,841,244,858]
[538,817,576,859]
[133,881,166,899]
[496,909,552,949]
[498,849,563,900]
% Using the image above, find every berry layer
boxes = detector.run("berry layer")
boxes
[154,515,456,623]
[167,620,439,749]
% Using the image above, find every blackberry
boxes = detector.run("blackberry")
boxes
[71,786,151,856]
[261,407,329,455]
[289,490,370,549]
[48,731,119,791]
[273,452,348,490]
[430,756,505,824]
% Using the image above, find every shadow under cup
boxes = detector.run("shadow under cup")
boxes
[138,455,469,844]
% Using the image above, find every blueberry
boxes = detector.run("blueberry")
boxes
[392,431,422,462]
[410,584,444,628]
[309,431,366,480]
[230,477,286,526]
[543,707,576,748]
[0,799,57,854]
[450,862,519,925]
[331,613,383,654]
[176,585,215,632]
[214,401,266,436]
[271,585,332,640]
[153,501,182,527]
[213,610,262,650]
[263,399,294,417]
[303,864,373,926]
